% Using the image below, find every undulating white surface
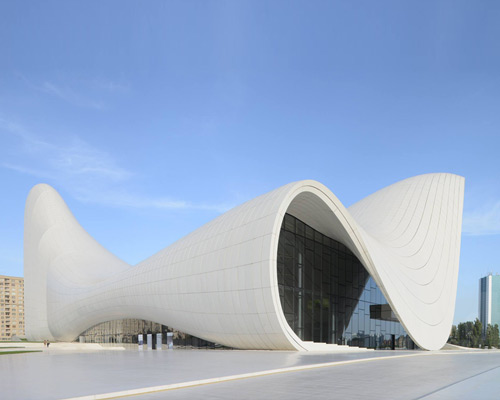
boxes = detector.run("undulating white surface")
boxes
[24,173,464,351]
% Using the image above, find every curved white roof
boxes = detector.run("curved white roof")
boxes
[24,173,464,350]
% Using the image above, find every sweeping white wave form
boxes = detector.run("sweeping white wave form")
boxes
[24,173,464,351]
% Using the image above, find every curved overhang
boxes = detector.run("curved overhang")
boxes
[24,173,464,351]
[268,182,378,351]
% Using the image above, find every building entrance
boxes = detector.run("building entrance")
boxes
[277,213,414,349]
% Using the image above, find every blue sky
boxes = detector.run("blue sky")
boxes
[1,1,499,324]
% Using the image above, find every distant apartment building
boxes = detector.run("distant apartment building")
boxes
[0,275,25,340]
[479,273,500,333]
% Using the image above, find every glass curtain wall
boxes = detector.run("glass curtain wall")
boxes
[78,319,227,348]
[479,277,488,335]
[78,319,165,343]
[277,213,414,349]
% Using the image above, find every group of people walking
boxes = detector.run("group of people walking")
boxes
[43,340,50,347]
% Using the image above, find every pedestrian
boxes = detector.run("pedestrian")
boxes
[43,340,47,347]
[47,341,50,348]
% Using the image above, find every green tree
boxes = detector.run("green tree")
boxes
[454,320,497,348]
[485,324,492,348]
[484,324,499,349]
[492,324,500,348]
[456,321,474,347]
[448,325,458,345]
[473,318,483,348]
[457,322,466,346]
[465,321,474,347]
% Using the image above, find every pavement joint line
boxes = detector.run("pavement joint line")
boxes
[61,351,451,400]
[412,364,500,400]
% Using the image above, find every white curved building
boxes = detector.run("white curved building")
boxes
[24,173,464,351]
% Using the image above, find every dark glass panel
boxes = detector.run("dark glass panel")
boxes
[284,287,294,329]
[322,247,331,267]
[321,274,330,296]
[323,235,331,247]
[304,249,314,291]
[295,237,304,288]
[338,283,346,298]
[314,267,322,293]
[313,296,321,342]
[296,219,305,237]
[322,298,330,342]
[284,231,295,287]
[277,262,284,285]
[294,289,304,339]
[346,265,353,285]
[304,292,312,341]
[305,225,314,240]
[284,231,295,256]
[284,214,295,233]
[284,255,294,287]
[278,233,285,263]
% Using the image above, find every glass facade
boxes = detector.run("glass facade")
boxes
[277,213,415,349]
[77,319,229,349]
[78,319,165,344]
[479,276,489,333]
[479,274,500,334]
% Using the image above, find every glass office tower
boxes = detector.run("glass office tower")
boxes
[479,274,500,333]
[277,214,414,349]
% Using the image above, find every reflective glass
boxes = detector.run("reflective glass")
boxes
[278,213,414,349]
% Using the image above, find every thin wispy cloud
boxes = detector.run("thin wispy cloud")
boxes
[1,118,130,182]
[89,78,130,93]
[1,119,231,213]
[74,191,231,213]
[2,163,54,180]
[462,202,500,236]
[41,81,105,109]
[15,72,108,109]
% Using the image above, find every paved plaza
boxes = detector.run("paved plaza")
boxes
[1,345,500,399]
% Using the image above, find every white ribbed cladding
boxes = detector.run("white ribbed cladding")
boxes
[24,184,132,341]
[24,173,464,351]
[348,173,464,350]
